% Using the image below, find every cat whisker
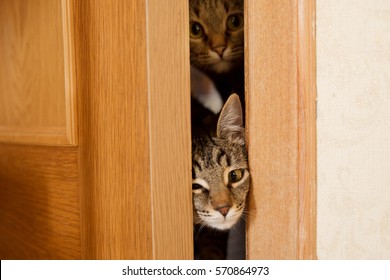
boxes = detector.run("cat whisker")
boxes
[229,211,242,218]
[239,210,251,223]
[239,214,248,223]
[195,221,208,241]
[228,53,244,59]
[229,222,245,234]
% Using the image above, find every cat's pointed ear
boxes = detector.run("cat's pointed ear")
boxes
[217,94,244,141]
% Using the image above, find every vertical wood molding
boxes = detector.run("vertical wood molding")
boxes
[245,0,317,259]
[297,0,317,259]
[147,0,193,260]
[246,0,299,259]
[62,0,78,145]
[74,0,153,259]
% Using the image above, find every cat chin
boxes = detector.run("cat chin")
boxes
[202,213,241,231]
[210,61,234,74]
[207,217,240,231]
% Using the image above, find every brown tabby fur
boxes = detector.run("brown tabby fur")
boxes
[189,0,244,104]
[192,94,250,259]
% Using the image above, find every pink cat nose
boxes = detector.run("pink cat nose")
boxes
[216,205,231,217]
[213,46,226,58]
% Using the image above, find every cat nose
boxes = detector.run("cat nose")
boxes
[216,205,231,217]
[213,46,226,58]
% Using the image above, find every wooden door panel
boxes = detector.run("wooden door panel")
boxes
[0,144,80,259]
[0,0,77,146]
[0,0,80,259]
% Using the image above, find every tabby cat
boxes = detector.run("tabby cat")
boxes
[190,0,247,260]
[189,0,244,113]
[192,94,250,259]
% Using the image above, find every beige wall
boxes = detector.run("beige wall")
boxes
[317,0,390,259]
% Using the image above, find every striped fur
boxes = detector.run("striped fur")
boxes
[189,0,244,75]
[192,94,250,231]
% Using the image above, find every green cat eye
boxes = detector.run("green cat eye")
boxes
[190,22,204,38]
[226,13,244,31]
[228,169,244,183]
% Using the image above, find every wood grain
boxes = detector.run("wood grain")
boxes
[297,0,317,259]
[73,0,153,259]
[0,0,192,260]
[74,0,192,260]
[62,0,78,145]
[0,144,81,259]
[147,0,193,259]
[245,0,317,259]
[0,0,77,146]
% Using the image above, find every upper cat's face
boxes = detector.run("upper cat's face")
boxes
[189,0,244,74]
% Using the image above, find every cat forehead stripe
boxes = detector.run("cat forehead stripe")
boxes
[193,7,200,17]
[224,2,229,12]
[216,148,231,166]
[193,159,202,171]
[216,149,226,166]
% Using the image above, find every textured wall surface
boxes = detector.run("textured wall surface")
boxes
[317,0,390,259]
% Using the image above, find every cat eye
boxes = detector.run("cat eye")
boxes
[192,183,203,190]
[226,13,244,31]
[192,183,209,194]
[228,169,244,183]
[190,22,204,39]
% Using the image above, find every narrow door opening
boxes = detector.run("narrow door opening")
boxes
[189,0,247,260]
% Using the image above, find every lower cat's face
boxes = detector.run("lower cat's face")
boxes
[189,0,244,74]
[192,139,250,230]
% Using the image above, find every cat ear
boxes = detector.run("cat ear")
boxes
[217,94,244,141]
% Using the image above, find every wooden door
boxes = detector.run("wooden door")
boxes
[0,0,316,260]
[0,0,192,259]
[0,0,81,259]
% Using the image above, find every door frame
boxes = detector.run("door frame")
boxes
[245,0,317,259]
